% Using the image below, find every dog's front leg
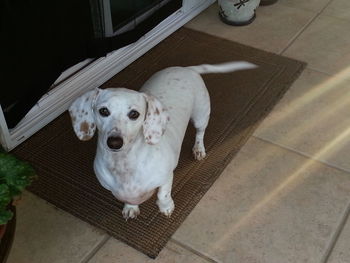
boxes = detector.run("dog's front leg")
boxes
[122,204,140,220]
[157,174,175,217]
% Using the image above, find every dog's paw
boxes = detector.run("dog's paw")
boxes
[122,204,140,220]
[157,199,175,218]
[192,145,206,161]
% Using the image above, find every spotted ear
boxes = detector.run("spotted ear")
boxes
[142,93,169,145]
[69,89,99,141]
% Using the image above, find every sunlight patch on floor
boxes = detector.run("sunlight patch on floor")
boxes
[212,67,350,247]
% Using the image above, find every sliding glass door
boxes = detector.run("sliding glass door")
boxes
[91,0,175,37]
[111,0,162,31]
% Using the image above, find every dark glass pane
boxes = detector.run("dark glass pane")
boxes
[110,0,162,31]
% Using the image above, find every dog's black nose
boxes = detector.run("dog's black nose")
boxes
[107,136,123,150]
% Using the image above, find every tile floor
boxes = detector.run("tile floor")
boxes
[7,1,350,262]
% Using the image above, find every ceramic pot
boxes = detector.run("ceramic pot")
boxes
[218,0,261,26]
[0,206,16,263]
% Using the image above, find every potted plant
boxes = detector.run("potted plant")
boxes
[0,149,36,263]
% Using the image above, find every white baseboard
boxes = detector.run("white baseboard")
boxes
[0,0,215,151]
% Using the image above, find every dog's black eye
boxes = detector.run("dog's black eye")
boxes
[99,107,110,117]
[128,110,140,120]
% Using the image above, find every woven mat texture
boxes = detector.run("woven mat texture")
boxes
[13,28,306,258]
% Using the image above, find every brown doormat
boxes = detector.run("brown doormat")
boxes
[13,28,306,258]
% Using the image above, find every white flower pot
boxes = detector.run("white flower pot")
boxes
[218,0,261,26]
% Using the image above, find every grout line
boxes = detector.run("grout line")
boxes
[251,136,350,262]
[279,0,335,55]
[305,66,333,76]
[321,201,350,263]
[253,136,350,175]
[170,238,219,263]
[81,235,111,263]
[278,14,317,55]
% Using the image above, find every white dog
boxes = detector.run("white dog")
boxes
[69,61,256,219]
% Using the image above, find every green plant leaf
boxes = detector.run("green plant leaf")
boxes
[0,151,36,225]
[0,209,13,225]
[0,184,11,208]
[0,152,36,199]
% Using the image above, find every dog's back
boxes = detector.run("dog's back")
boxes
[140,61,257,160]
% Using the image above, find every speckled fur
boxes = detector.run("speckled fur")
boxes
[69,61,256,219]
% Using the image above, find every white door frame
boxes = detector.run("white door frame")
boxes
[0,0,215,151]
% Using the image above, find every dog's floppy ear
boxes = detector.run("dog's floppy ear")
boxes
[142,93,169,145]
[69,88,100,141]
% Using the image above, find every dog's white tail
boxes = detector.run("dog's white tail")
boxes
[186,61,257,74]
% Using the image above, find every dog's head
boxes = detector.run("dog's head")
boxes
[69,88,169,151]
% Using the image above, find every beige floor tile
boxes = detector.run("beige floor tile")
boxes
[278,0,332,13]
[322,0,350,21]
[283,15,350,74]
[185,4,315,54]
[173,137,350,263]
[254,68,350,171]
[7,191,108,263]
[88,238,214,263]
[327,211,350,263]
